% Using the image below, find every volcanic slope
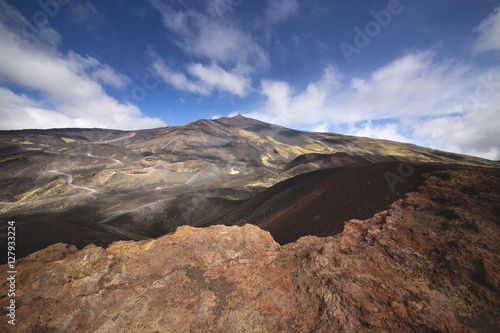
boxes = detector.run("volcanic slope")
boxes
[209,161,491,244]
[0,115,498,262]
[132,115,498,174]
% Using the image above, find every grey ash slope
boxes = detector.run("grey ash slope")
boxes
[132,114,498,171]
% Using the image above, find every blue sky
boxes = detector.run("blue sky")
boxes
[0,0,499,160]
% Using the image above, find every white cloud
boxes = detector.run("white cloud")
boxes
[312,122,329,133]
[413,77,500,161]
[344,58,500,160]
[266,0,299,24]
[246,65,343,125]
[66,51,131,89]
[152,59,210,95]
[90,66,130,90]
[0,0,61,51]
[473,6,500,53]
[0,87,163,130]
[71,0,100,21]
[414,113,500,161]
[259,80,293,121]
[151,56,251,97]
[348,122,411,143]
[208,0,243,20]
[0,0,165,130]
[188,63,251,97]
[247,53,468,127]
[0,87,92,129]
[189,20,268,67]
[149,0,189,33]
[340,52,470,122]
[147,0,303,100]
[149,0,269,68]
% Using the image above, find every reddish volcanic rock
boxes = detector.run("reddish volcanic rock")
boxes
[1,167,499,332]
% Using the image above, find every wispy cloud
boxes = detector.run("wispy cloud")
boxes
[66,51,131,89]
[188,63,252,97]
[69,0,105,31]
[348,122,412,144]
[151,55,252,97]
[152,58,210,96]
[207,0,244,20]
[413,106,500,161]
[149,0,269,68]
[412,67,500,160]
[473,6,500,53]
[0,0,61,51]
[244,65,342,125]
[265,0,299,24]
[148,0,264,98]
[340,52,469,122]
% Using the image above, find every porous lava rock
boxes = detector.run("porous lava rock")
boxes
[1,167,499,332]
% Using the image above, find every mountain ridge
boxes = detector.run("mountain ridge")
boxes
[0,115,499,263]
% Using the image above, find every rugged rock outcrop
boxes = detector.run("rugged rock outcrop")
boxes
[1,167,499,332]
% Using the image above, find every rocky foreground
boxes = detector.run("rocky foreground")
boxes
[1,167,499,332]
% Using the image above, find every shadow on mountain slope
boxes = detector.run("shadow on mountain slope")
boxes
[209,161,487,245]
[0,214,133,264]
[284,152,369,171]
